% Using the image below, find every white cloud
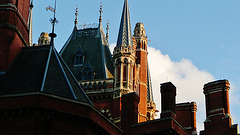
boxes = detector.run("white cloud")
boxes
[148,46,215,132]
[109,44,215,132]
[109,43,116,54]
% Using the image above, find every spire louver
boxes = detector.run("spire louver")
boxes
[116,0,133,48]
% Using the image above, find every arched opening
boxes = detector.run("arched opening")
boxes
[98,82,102,90]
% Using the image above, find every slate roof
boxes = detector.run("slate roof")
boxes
[60,23,114,81]
[147,63,154,102]
[116,0,133,48]
[0,45,92,104]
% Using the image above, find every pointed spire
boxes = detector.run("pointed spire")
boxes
[99,2,103,23]
[74,5,79,26]
[116,0,133,48]
[106,19,109,42]
[28,0,34,46]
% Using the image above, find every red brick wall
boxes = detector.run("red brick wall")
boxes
[135,41,148,122]
[176,102,197,134]
[0,0,30,71]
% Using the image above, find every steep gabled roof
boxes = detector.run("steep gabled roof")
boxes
[116,0,133,48]
[0,45,92,104]
[60,24,114,80]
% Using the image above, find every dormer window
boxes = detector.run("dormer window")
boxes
[74,47,84,66]
[81,62,94,80]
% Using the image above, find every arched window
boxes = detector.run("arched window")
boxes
[137,42,140,49]
[93,83,97,90]
[103,82,107,89]
[143,41,145,50]
[123,59,128,82]
[98,82,102,90]
[116,59,121,82]
[130,61,133,88]
[89,83,92,90]
[84,83,88,90]
[74,47,84,65]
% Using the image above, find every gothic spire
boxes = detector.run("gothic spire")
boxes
[116,0,133,48]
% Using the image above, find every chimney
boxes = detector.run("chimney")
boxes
[203,79,230,120]
[200,80,239,135]
[121,92,139,135]
[160,82,176,119]
[176,102,197,135]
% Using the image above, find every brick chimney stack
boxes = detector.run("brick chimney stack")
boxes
[176,102,197,135]
[203,80,230,120]
[121,92,139,135]
[160,82,176,119]
[200,79,239,135]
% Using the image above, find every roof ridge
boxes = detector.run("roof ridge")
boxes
[52,47,77,100]
[40,45,53,92]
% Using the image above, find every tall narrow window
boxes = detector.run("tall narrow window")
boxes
[116,59,121,82]
[93,83,97,90]
[117,65,121,81]
[123,59,128,82]
[89,83,92,90]
[137,42,140,49]
[98,82,102,90]
[103,82,107,89]
[123,65,127,81]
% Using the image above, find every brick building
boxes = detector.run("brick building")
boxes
[0,0,239,134]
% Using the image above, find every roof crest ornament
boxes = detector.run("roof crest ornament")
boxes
[74,5,79,26]
[99,2,103,23]
[106,19,109,42]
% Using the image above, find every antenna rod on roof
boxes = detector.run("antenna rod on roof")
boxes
[47,0,58,45]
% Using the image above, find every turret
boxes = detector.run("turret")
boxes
[37,32,50,46]
[133,22,149,122]
[113,0,135,97]
[134,23,147,51]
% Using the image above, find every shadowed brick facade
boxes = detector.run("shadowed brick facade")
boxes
[0,0,30,71]
[0,0,239,134]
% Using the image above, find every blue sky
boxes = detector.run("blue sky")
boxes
[32,0,240,132]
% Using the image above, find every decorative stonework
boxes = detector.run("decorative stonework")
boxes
[77,29,97,37]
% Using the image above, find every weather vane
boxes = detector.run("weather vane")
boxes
[46,0,58,45]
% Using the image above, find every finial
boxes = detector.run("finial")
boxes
[106,19,109,42]
[47,0,58,45]
[99,2,103,23]
[30,0,34,8]
[28,0,34,46]
[75,5,78,25]
[83,21,86,29]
